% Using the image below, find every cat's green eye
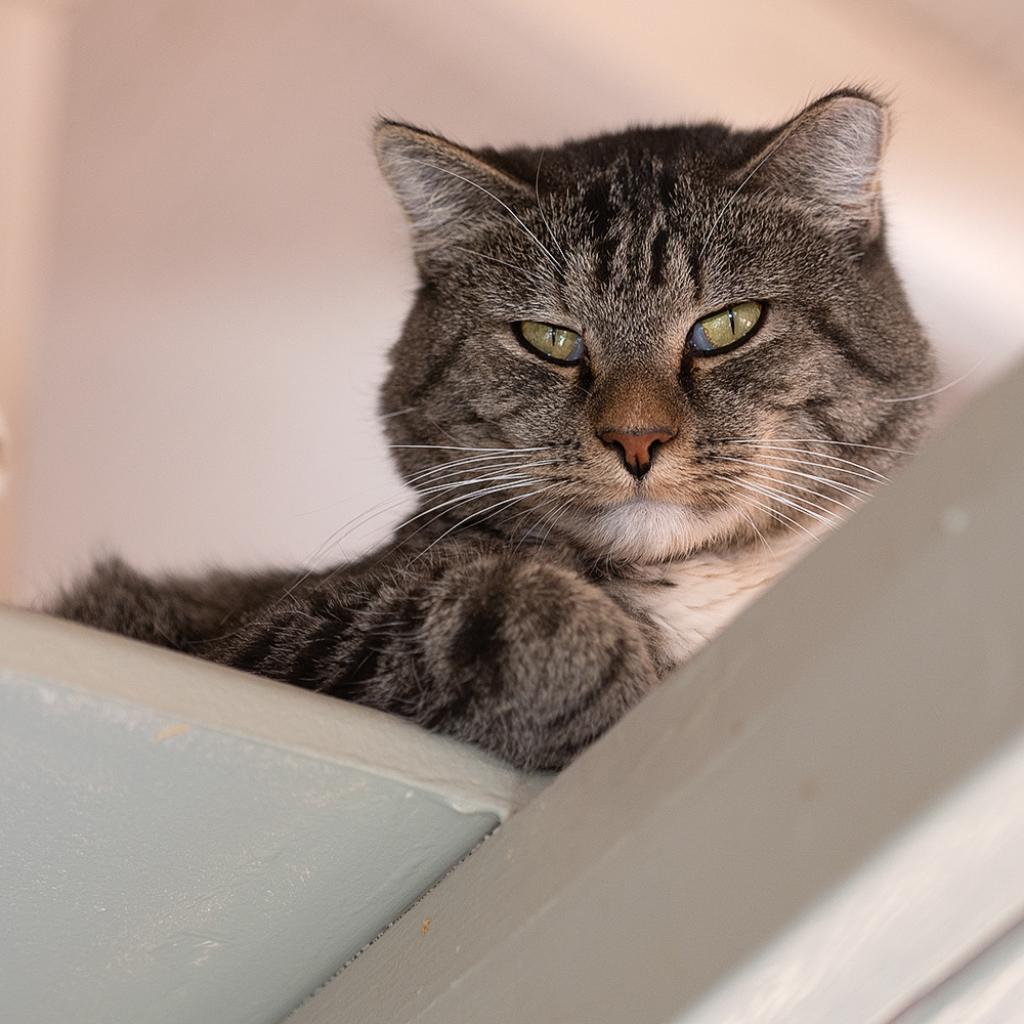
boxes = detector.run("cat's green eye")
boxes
[688,301,765,355]
[514,321,585,365]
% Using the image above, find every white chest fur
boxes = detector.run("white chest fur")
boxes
[621,535,812,666]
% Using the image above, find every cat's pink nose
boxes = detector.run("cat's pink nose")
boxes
[598,428,677,479]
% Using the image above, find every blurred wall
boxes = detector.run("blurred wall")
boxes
[0,1,68,597]
[3,0,1023,603]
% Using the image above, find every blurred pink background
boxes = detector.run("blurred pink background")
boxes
[2,0,1023,604]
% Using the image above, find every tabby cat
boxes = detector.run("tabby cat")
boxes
[53,89,935,770]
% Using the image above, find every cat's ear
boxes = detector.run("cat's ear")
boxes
[738,90,889,237]
[374,120,531,254]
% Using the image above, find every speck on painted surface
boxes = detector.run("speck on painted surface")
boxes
[420,917,431,936]
[799,778,821,801]
[154,723,191,742]
[942,506,970,535]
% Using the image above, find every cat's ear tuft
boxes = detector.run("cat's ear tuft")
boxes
[740,90,890,236]
[374,120,530,254]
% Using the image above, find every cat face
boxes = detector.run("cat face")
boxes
[376,91,935,563]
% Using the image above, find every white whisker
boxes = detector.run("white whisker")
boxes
[412,458,558,490]
[379,405,419,419]
[733,468,862,516]
[716,442,888,483]
[391,478,545,538]
[699,126,792,260]
[299,461,536,558]
[536,500,573,547]
[411,485,559,563]
[709,454,874,499]
[417,469,546,498]
[449,244,536,276]
[710,476,819,544]
[502,495,565,557]
[274,492,416,606]
[879,357,987,403]
[404,157,563,273]
[390,443,549,453]
[404,450,545,485]
[719,449,884,485]
[725,476,839,530]
[709,436,913,456]
[737,505,774,554]
[303,493,411,567]
[534,151,570,263]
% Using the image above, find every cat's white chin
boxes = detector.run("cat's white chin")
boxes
[583,500,737,563]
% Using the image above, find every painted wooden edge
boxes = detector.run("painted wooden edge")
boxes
[286,356,1024,1024]
[891,913,1024,1023]
[0,606,546,820]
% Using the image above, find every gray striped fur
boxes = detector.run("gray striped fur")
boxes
[52,90,935,769]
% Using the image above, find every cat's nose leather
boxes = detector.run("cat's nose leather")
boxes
[598,428,677,479]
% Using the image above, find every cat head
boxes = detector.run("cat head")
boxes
[375,90,935,563]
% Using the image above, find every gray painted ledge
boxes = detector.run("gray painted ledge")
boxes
[6,354,1023,1022]
[0,608,545,1024]
[289,357,1024,1024]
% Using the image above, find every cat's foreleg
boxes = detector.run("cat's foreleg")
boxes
[51,557,297,650]
[206,546,660,770]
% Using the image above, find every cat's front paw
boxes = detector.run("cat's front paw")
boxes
[425,556,658,769]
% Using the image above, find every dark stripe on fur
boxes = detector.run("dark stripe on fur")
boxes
[418,678,477,733]
[686,240,703,302]
[583,180,619,288]
[230,629,279,674]
[583,180,614,239]
[658,169,676,211]
[537,726,607,770]
[595,236,619,288]
[649,228,669,289]
[543,641,625,731]
[289,620,344,688]
[811,313,893,385]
